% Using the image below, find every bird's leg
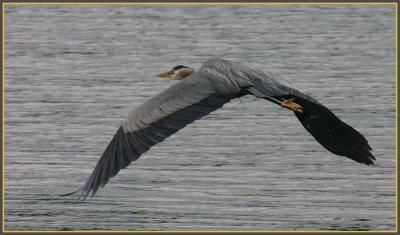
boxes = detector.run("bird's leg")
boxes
[263,96,303,113]
[281,98,303,113]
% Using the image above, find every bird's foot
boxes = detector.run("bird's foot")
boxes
[281,98,303,113]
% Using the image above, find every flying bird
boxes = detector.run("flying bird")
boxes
[65,58,374,200]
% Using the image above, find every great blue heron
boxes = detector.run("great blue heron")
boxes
[65,58,374,200]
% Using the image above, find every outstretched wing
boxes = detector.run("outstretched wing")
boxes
[223,57,374,165]
[78,74,239,199]
[275,85,375,165]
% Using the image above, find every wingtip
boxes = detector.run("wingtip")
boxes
[362,159,375,165]
[353,149,375,166]
[59,187,92,201]
[59,189,81,197]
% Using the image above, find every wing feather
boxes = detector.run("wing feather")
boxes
[77,74,239,199]
[242,65,375,165]
[248,74,375,165]
[275,92,375,165]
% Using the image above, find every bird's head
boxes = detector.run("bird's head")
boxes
[157,65,195,80]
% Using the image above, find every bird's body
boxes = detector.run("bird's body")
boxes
[68,59,374,200]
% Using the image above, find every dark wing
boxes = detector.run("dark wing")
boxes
[274,85,375,165]
[78,74,239,199]
[228,57,374,165]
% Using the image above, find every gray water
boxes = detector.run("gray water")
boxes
[4,4,396,231]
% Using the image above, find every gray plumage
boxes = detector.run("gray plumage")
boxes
[68,58,374,200]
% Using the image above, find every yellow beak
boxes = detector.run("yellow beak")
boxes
[157,71,173,79]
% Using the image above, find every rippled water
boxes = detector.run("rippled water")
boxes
[4,4,396,231]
